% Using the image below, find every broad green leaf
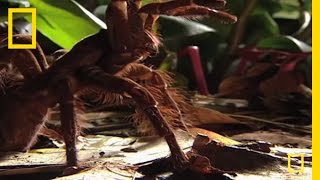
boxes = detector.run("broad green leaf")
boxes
[244,8,280,43]
[93,5,107,21]
[251,8,280,35]
[159,16,219,51]
[255,0,282,15]
[273,0,301,19]
[26,0,106,49]
[159,16,215,39]
[257,35,311,52]
[302,0,311,12]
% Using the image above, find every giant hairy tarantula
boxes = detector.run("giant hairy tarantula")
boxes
[0,0,236,171]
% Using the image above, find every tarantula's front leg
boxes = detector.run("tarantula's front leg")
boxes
[78,66,189,171]
[0,34,48,78]
[167,6,237,23]
[56,79,78,167]
[139,0,227,13]
[116,63,188,131]
[139,0,237,23]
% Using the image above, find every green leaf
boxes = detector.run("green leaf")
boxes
[244,9,280,44]
[159,15,219,51]
[251,8,280,35]
[27,0,106,49]
[93,5,107,21]
[256,35,311,52]
[272,0,301,19]
[255,0,282,15]
[302,0,311,12]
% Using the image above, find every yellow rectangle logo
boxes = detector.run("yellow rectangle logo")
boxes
[8,8,36,49]
[288,153,305,173]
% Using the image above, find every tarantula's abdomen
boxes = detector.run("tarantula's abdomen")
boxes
[0,94,51,151]
[0,75,53,151]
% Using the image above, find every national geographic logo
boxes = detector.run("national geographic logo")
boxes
[287,153,305,173]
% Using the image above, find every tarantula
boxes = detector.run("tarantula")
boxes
[0,0,236,171]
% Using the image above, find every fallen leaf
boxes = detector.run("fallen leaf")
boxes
[189,135,288,171]
[186,105,240,125]
[188,127,240,146]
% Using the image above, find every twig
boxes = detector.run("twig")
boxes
[227,114,311,134]
[214,0,257,89]
[228,0,258,54]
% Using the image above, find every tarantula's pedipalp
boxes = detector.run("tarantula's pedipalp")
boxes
[77,65,189,169]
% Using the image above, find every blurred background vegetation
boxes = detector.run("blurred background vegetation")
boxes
[0,0,312,105]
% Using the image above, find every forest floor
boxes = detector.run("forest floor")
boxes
[0,95,312,180]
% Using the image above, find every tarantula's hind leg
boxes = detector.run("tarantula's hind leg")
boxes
[78,65,189,172]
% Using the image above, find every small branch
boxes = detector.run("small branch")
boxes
[227,114,311,134]
[228,0,258,54]
[213,0,257,91]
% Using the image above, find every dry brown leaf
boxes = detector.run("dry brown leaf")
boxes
[188,127,240,146]
[259,72,302,96]
[245,63,275,78]
[187,105,240,125]
[216,63,279,99]
[215,76,256,99]
[190,135,284,171]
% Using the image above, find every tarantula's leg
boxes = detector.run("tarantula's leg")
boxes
[0,35,48,78]
[13,35,49,70]
[0,49,42,79]
[139,0,226,14]
[139,1,236,23]
[167,6,237,23]
[116,63,188,131]
[78,66,189,171]
[57,79,78,167]
[1,34,49,71]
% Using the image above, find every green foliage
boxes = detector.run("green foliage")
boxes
[158,16,219,51]
[26,0,105,49]
[257,36,311,52]
[0,0,106,49]
[0,0,312,90]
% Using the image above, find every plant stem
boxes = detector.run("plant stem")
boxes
[178,46,209,95]
[213,0,257,91]
[228,0,257,54]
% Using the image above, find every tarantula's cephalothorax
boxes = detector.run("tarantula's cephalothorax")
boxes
[0,0,236,172]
